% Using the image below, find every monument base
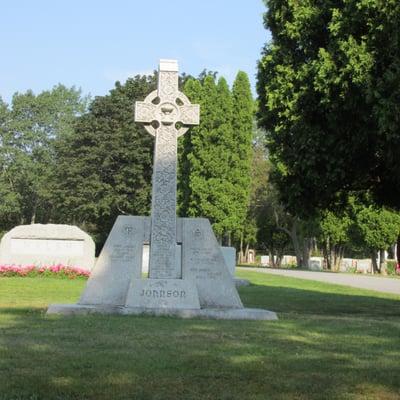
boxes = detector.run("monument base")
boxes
[125,278,200,309]
[46,304,278,320]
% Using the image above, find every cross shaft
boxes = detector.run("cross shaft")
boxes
[135,60,200,279]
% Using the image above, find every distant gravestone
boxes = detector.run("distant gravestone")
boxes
[0,224,95,270]
[356,259,372,274]
[260,255,269,266]
[47,59,277,321]
[340,258,355,272]
[308,257,324,271]
[282,255,297,266]
[247,249,256,263]
[220,247,236,277]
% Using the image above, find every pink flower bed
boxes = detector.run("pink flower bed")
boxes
[0,264,90,279]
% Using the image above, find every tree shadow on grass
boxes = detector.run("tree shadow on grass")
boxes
[239,283,400,318]
[0,285,399,400]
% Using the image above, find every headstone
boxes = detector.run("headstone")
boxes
[339,258,355,272]
[220,246,236,277]
[247,249,255,263]
[260,255,269,266]
[308,257,324,271]
[356,259,372,274]
[47,59,277,321]
[282,255,297,266]
[0,224,95,270]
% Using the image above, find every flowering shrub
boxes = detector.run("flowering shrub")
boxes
[0,264,90,279]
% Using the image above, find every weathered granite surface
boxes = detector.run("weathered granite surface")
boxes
[47,304,278,320]
[79,216,147,306]
[221,246,236,276]
[135,59,199,279]
[0,224,95,270]
[181,218,243,308]
[125,278,200,309]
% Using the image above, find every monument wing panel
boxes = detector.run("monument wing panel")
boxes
[179,105,200,126]
[135,102,156,123]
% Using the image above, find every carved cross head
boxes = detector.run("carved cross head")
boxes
[134,59,200,137]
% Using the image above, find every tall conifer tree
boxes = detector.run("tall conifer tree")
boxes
[231,71,254,242]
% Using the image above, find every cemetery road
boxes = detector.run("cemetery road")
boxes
[239,267,400,296]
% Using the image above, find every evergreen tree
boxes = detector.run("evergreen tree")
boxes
[182,75,233,240]
[180,73,254,244]
[231,71,254,243]
[177,78,202,216]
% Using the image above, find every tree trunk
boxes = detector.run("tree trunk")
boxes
[371,250,378,274]
[379,249,387,275]
[332,245,344,272]
[290,222,304,268]
[244,243,249,263]
[239,234,244,264]
[322,241,331,270]
[302,238,312,270]
[268,250,274,267]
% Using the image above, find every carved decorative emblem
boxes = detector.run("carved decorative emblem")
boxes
[122,225,134,236]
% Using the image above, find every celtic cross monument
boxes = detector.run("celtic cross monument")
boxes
[135,59,199,279]
[47,60,277,320]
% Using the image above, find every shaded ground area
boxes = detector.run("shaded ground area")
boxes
[0,272,399,400]
[239,266,400,295]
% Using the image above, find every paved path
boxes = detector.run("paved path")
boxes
[238,267,400,296]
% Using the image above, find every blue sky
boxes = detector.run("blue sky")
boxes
[0,1,269,104]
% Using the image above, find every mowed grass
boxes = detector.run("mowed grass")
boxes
[0,271,399,400]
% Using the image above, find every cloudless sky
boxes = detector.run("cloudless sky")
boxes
[0,1,269,104]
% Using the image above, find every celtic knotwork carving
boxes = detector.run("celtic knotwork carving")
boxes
[159,71,176,97]
[134,60,200,279]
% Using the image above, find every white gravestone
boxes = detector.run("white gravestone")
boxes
[356,259,372,274]
[220,246,236,277]
[308,257,324,271]
[340,258,355,272]
[260,255,269,266]
[282,255,297,266]
[47,60,276,320]
[0,224,95,270]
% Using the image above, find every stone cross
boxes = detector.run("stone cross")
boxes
[135,60,200,279]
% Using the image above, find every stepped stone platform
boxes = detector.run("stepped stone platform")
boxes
[47,304,277,320]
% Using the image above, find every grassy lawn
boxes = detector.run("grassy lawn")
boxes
[0,271,399,400]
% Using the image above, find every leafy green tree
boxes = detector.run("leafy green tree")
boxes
[240,140,269,262]
[0,86,87,230]
[318,210,352,270]
[257,0,400,213]
[352,204,400,273]
[53,76,155,247]
[0,98,21,231]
